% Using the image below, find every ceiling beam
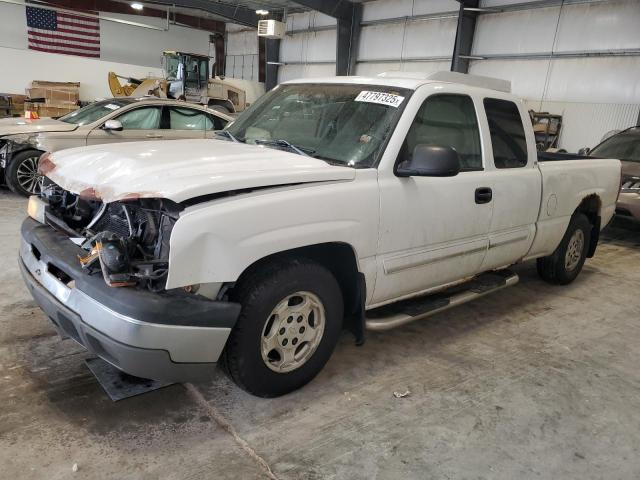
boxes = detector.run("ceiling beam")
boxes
[289,0,354,21]
[145,0,276,28]
[39,0,225,33]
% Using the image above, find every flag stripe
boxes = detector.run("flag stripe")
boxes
[28,37,101,52]
[28,45,100,58]
[56,12,99,23]
[57,19,100,30]
[29,31,100,45]
[56,26,100,37]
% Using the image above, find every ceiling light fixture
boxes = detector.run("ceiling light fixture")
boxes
[256,9,269,15]
[131,2,144,10]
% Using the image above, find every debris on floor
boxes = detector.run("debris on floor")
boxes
[393,390,411,398]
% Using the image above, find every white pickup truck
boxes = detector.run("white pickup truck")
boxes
[19,72,621,397]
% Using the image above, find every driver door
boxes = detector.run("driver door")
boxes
[86,105,164,145]
[373,91,494,305]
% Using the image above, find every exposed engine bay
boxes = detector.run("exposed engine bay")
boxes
[40,178,182,291]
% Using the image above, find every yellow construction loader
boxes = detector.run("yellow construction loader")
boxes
[108,51,248,113]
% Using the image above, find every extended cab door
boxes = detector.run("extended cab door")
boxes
[478,97,541,271]
[86,105,163,145]
[373,87,494,305]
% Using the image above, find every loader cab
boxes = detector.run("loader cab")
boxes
[163,51,209,102]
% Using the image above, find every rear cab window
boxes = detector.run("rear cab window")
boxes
[484,98,528,169]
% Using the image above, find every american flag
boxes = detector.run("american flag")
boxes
[26,5,100,58]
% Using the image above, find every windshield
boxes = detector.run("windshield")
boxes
[590,128,640,162]
[225,83,410,167]
[59,99,129,126]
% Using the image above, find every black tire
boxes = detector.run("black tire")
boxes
[223,258,343,397]
[6,149,44,197]
[536,213,592,285]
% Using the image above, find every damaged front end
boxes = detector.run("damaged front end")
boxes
[37,178,182,291]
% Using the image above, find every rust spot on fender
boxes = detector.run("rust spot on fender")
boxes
[37,155,56,175]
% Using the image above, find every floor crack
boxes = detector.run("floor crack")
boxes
[186,383,279,480]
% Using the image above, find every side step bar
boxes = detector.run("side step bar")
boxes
[365,270,519,331]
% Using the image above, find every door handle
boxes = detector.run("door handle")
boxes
[475,187,492,204]
[146,134,163,139]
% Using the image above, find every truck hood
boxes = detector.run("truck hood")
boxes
[0,117,78,136]
[43,139,356,203]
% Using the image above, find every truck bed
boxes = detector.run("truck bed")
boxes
[537,151,592,161]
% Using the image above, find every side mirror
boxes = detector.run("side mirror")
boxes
[103,119,123,132]
[577,147,591,156]
[396,144,461,177]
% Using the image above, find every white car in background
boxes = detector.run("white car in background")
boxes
[0,98,232,196]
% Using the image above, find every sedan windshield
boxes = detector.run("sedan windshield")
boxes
[225,84,410,167]
[59,99,130,126]
[590,128,640,162]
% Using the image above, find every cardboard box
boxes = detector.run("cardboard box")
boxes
[27,88,78,105]
[30,80,80,91]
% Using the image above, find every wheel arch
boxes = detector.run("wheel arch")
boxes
[207,98,236,113]
[232,242,366,344]
[574,193,602,258]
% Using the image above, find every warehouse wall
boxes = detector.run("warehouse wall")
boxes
[225,24,260,82]
[276,0,639,150]
[470,0,640,150]
[0,2,209,98]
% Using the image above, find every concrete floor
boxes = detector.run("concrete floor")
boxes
[1,189,639,480]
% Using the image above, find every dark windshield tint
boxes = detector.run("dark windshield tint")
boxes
[59,99,130,126]
[226,84,410,167]
[590,128,640,162]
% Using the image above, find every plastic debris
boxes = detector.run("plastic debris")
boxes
[72,463,78,472]
[393,390,411,398]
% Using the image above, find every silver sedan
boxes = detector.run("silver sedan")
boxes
[0,97,233,196]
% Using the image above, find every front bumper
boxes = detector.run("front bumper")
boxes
[19,217,241,382]
[617,192,640,221]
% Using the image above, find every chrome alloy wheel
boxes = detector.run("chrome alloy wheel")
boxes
[565,229,585,272]
[261,291,326,373]
[16,155,42,195]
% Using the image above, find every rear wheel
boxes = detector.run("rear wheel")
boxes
[6,150,44,197]
[537,213,591,285]
[223,258,343,397]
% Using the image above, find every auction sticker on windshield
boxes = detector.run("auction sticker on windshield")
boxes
[355,91,405,108]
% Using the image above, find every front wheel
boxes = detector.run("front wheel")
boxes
[223,259,343,397]
[537,213,592,285]
[6,150,44,197]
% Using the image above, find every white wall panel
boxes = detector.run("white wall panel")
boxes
[0,46,162,99]
[99,13,209,68]
[226,30,258,56]
[524,100,640,151]
[0,2,26,50]
[281,30,336,63]
[469,57,640,104]
[469,59,549,99]
[472,8,560,55]
[555,0,640,52]
[355,61,451,77]
[475,0,640,55]
[358,24,406,60]
[278,63,335,83]
[359,18,456,60]
[286,11,336,30]
[362,0,459,22]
